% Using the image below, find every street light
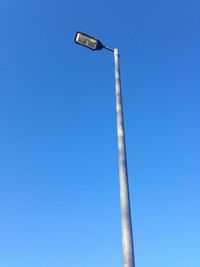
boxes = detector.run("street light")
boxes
[74,31,135,267]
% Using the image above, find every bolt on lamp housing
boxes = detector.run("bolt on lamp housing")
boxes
[75,32,104,51]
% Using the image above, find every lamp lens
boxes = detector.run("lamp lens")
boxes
[76,33,97,49]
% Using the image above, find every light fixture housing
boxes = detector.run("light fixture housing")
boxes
[75,32,104,51]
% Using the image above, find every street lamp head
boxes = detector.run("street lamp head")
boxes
[75,32,104,51]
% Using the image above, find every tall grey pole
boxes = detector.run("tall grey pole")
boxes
[114,48,135,267]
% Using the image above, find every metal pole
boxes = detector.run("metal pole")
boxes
[114,48,135,267]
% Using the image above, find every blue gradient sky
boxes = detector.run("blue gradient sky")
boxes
[0,0,199,266]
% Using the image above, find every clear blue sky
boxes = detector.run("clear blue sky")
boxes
[0,0,199,266]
